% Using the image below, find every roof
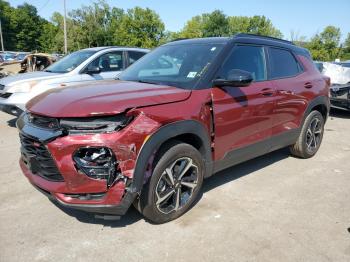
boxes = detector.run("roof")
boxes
[164,37,231,46]
[164,34,310,57]
[81,46,150,52]
[233,33,310,56]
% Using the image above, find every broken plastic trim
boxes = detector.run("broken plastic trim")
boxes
[60,114,134,134]
[64,192,106,200]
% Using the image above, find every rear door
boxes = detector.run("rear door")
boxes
[267,47,307,139]
[211,44,276,160]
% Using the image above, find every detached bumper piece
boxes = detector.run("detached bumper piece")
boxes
[330,84,350,110]
[32,183,135,217]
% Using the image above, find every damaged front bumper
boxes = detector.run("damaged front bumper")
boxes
[17,111,161,216]
[330,83,350,110]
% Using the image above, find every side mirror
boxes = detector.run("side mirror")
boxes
[213,69,253,87]
[86,65,100,75]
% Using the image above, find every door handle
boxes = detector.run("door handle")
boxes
[260,88,274,96]
[304,82,313,89]
[277,90,294,95]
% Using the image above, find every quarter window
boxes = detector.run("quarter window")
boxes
[218,45,267,81]
[128,51,146,66]
[269,48,301,78]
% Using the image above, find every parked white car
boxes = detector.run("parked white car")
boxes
[0,47,149,116]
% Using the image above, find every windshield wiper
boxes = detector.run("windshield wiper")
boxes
[116,78,163,85]
[135,79,164,85]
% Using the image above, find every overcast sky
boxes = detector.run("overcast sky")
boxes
[7,0,350,42]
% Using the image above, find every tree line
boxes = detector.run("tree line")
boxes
[1,0,349,61]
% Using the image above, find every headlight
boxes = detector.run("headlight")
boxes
[60,114,133,134]
[7,81,38,93]
[73,147,118,186]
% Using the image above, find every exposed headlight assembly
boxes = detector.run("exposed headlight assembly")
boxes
[73,147,119,186]
[60,114,133,134]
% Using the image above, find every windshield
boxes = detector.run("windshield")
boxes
[45,50,96,73]
[119,43,224,89]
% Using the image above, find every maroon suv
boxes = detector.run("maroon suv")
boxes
[17,34,330,223]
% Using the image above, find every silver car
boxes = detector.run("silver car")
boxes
[0,47,149,116]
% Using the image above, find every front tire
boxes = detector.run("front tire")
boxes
[138,142,204,224]
[290,110,325,158]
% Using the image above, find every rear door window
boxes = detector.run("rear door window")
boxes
[128,51,147,66]
[269,48,301,79]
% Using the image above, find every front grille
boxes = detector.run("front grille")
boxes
[0,92,11,98]
[28,113,60,129]
[19,133,64,182]
[0,84,5,91]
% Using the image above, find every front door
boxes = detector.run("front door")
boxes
[211,45,276,160]
[81,51,125,82]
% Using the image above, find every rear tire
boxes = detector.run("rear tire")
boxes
[290,110,324,158]
[137,141,204,224]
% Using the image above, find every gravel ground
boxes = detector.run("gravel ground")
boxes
[0,109,349,262]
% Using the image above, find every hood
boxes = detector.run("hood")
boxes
[0,71,61,87]
[27,80,191,117]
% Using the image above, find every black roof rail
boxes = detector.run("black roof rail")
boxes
[170,38,189,42]
[234,33,295,45]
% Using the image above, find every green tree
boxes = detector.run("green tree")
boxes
[345,33,350,50]
[0,0,14,50]
[114,7,165,48]
[246,16,283,38]
[228,16,250,35]
[320,25,341,59]
[306,26,342,61]
[69,0,113,48]
[0,1,49,51]
[179,13,282,39]
[305,34,329,61]
[39,21,59,52]
[202,10,229,37]
[343,32,350,60]
[179,15,205,38]
[179,10,229,38]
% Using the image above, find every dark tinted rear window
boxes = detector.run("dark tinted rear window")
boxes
[269,48,301,78]
[128,51,146,65]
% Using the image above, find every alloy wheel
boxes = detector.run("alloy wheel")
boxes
[306,117,323,152]
[155,157,199,214]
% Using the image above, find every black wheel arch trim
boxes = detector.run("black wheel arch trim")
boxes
[131,120,213,193]
[302,95,330,124]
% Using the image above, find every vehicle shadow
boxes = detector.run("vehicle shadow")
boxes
[329,108,350,119]
[51,199,142,228]
[202,148,290,193]
[55,147,290,227]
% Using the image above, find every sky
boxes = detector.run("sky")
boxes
[7,0,350,42]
